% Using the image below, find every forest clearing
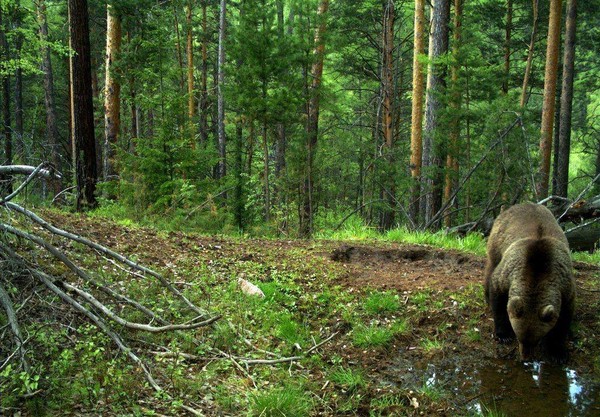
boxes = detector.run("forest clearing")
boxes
[1,207,599,416]
[2,0,600,415]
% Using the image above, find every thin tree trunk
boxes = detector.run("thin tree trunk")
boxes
[262,123,270,221]
[14,0,23,152]
[69,0,98,210]
[234,122,244,229]
[421,0,450,226]
[409,0,426,224]
[555,0,577,198]
[37,0,62,196]
[520,0,539,107]
[380,0,395,231]
[216,0,227,180]
[186,1,195,147]
[502,0,512,94]
[199,0,209,145]
[538,0,562,199]
[103,4,122,184]
[299,0,329,238]
[1,8,12,194]
[444,0,463,227]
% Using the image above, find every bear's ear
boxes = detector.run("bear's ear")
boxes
[539,305,556,323]
[508,297,524,319]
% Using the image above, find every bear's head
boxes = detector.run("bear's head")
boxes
[507,295,560,360]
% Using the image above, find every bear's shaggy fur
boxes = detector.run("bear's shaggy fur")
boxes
[484,202,575,361]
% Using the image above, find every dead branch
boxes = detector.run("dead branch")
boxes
[61,281,220,332]
[0,281,30,373]
[5,202,208,317]
[0,164,61,179]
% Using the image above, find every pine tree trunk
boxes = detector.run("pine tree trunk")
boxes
[262,123,270,221]
[380,0,395,231]
[409,0,426,224]
[0,9,12,194]
[555,0,577,198]
[502,0,512,94]
[216,0,227,180]
[421,0,450,227]
[299,0,329,238]
[444,0,463,227]
[37,0,62,196]
[103,4,122,184]
[538,0,562,199]
[69,0,98,210]
[186,1,195,147]
[520,0,539,107]
[199,0,209,146]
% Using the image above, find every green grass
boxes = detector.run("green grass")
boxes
[364,291,401,315]
[352,319,409,348]
[421,337,444,352]
[248,385,313,417]
[329,367,367,392]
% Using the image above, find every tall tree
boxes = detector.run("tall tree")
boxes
[216,0,227,180]
[299,0,329,238]
[420,0,450,226]
[409,0,426,224]
[14,0,23,145]
[186,0,195,147]
[538,0,562,199]
[502,0,512,94]
[520,0,539,107]
[199,0,209,145]
[36,0,62,196]
[0,7,12,194]
[444,0,463,227]
[380,0,395,231]
[69,0,98,210]
[554,0,577,198]
[103,3,122,184]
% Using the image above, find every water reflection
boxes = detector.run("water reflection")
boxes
[397,358,600,416]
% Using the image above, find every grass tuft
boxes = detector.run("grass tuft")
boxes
[248,385,313,417]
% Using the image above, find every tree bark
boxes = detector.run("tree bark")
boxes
[555,0,577,198]
[420,0,450,226]
[380,0,395,231]
[199,0,209,146]
[537,0,562,199]
[216,0,227,180]
[299,0,329,238]
[409,0,426,224]
[37,0,62,196]
[444,0,463,227]
[186,1,195,147]
[103,4,122,184]
[69,0,98,210]
[0,8,12,194]
[502,0,512,94]
[14,1,23,150]
[520,0,539,107]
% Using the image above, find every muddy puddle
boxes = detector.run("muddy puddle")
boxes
[388,355,600,416]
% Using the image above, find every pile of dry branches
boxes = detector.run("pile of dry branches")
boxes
[0,163,221,414]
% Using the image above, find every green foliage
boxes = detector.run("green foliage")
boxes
[329,367,366,392]
[364,291,401,315]
[248,385,313,417]
[351,319,408,348]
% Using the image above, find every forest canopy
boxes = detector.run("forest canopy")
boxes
[0,0,599,236]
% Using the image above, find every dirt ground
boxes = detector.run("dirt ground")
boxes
[38,211,600,415]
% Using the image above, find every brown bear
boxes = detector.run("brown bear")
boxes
[484,202,575,361]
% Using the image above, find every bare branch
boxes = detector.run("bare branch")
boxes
[62,281,220,332]
[5,202,208,317]
[0,164,61,179]
[0,281,29,373]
